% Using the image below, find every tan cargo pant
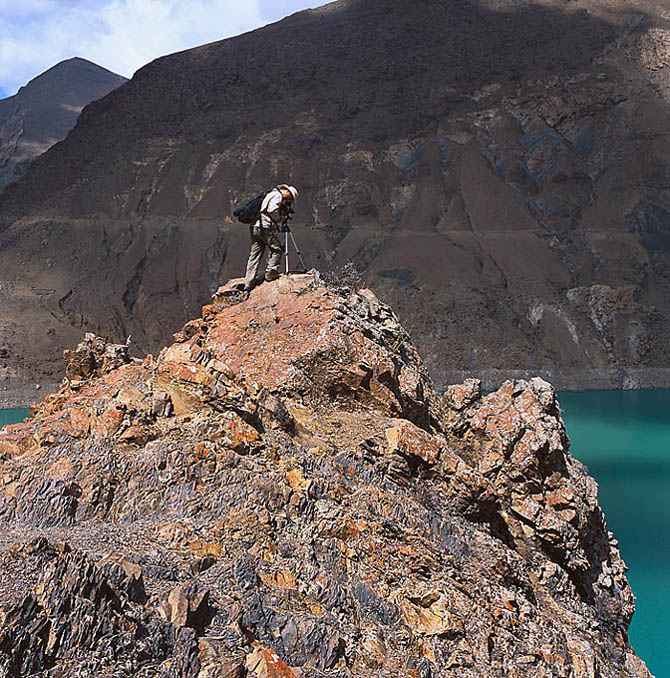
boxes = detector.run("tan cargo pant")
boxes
[244,223,283,288]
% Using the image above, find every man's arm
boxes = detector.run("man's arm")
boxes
[262,191,284,227]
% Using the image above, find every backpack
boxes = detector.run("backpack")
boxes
[233,191,268,224]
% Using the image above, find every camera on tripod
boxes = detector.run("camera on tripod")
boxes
[276,203,306,273]
[279,204,295,232]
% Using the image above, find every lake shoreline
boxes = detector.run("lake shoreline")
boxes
[439,368,670,392]
[0,383,58,410]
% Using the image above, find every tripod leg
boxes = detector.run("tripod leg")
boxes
[288,232,308,272]
[285,232,289,274]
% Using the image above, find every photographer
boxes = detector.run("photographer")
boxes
[243,184,298,292]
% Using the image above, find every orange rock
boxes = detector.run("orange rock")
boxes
[119,425,157,446]
[385,420,441,464]
[260,570,298,590]
[67,407,92,437]
[401,592,463,637]
[544,485,575,509]
[220,413,260,452]
[246,647,298,678]
[93,407,125,437]
[285,467,310,491]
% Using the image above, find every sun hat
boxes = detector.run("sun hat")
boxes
[278,184,299,202]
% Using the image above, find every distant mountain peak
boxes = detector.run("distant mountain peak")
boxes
[0,58,127,192]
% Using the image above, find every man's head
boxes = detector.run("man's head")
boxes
[278,184,299,204]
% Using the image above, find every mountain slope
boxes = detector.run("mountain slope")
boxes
[0,58,127,192]
[0,275,652,676]
[1,0,670,392]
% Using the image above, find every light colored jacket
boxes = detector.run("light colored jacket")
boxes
[259,188,284,230]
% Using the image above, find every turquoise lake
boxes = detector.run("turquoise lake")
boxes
[559,390,668,678]
[0,394,666,674]
[0,408,28,429]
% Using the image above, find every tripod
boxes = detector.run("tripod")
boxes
[282,226,308,274]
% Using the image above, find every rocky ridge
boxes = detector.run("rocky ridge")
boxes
[0,274,651,676]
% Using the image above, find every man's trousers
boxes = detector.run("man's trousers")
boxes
[245,223,283,287]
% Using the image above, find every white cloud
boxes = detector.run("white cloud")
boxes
[0,0,264,95]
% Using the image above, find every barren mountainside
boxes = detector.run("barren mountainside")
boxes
[1,0,670,394]
[0,58,126,193]
[0,275,652,676]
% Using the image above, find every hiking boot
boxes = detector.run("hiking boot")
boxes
[264,271,279,282]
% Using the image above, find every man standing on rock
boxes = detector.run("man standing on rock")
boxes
[244,184,299,292]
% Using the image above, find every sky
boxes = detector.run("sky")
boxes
[0,0,319,98]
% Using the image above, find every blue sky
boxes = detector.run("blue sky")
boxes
[0,0,320,98]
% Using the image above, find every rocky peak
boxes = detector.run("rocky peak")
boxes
[0,274,651,676]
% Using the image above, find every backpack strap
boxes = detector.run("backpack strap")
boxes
[259,188,283,228]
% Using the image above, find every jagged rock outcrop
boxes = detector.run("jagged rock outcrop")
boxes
[0,274,651,676]
[1,0,670,393]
